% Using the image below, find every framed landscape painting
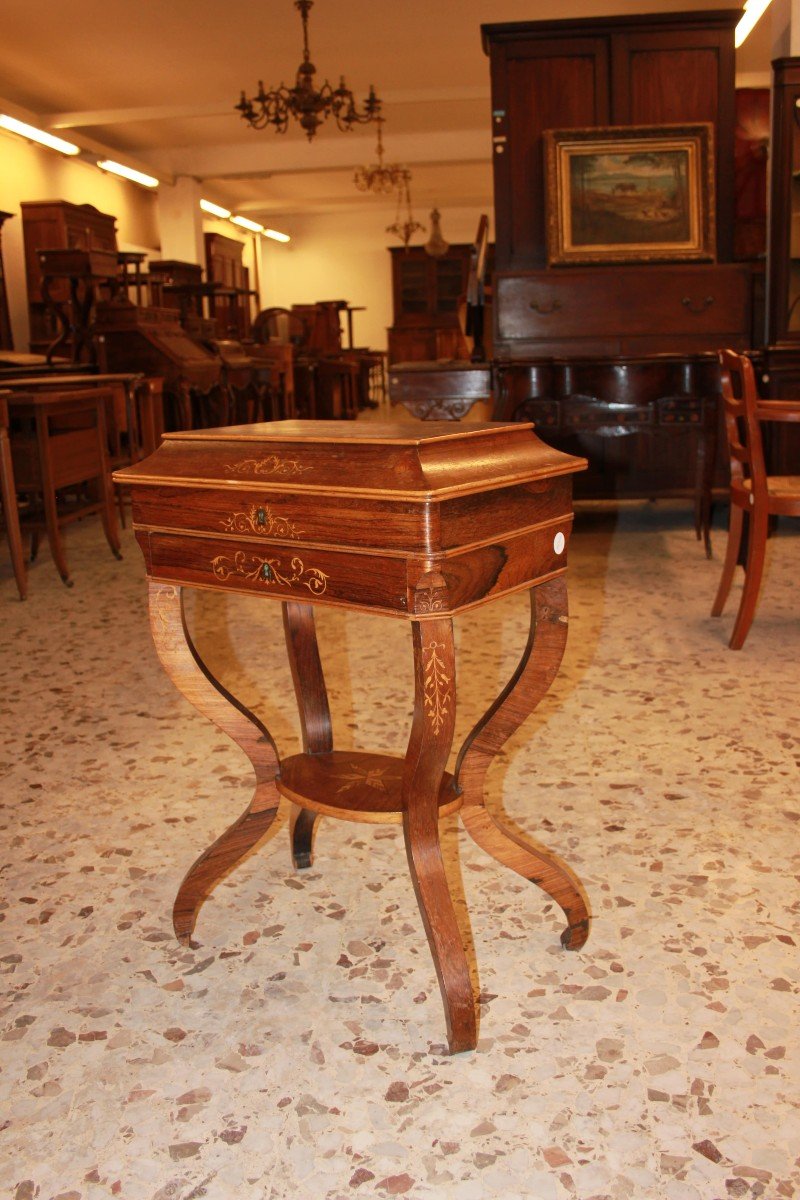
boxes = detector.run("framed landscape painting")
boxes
[544,124,716,265]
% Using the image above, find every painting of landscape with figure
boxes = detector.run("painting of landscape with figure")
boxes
[545,124,715,265]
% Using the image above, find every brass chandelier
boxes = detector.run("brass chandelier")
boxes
[354,118,406,194]
[236,0,381,142]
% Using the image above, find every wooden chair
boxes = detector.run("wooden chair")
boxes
[712,349,800,648]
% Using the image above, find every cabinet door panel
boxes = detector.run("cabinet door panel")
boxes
[499,38,610,268]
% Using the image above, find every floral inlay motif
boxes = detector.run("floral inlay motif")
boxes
[211,551,329,595]
[422,640,452,735]
[334,764,400,796]
[224,455,312,477]
[415,585,447,614]
[220,502,302,540]
[151,584,178,632]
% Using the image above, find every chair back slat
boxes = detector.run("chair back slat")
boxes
[717,349,767,497]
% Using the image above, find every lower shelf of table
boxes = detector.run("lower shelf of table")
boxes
[276,750,461,824]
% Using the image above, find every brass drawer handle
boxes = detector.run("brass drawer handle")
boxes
[681,295,714,314]
[529,299,562,315]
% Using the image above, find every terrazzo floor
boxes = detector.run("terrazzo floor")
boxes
[1,485,798,1200]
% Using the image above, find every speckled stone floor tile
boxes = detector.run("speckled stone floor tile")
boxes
[1,496,798,1200]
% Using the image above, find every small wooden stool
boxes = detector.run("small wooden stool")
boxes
[117,420,591,1052]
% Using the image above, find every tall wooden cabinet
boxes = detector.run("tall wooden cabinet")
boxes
[0,211,14,349]
[482,10,754,503]
[760,57,800,469]
[387,245,472,364]
[204,232,251,339]
[484,10,737,272]
[21,201,118,352]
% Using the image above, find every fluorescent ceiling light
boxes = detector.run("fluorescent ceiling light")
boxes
[0,113,80,156]
[200,198,232,219]
[231,215,264,233]
[264,228,291,243]
[734,0,773,47]
[97,159,159,188]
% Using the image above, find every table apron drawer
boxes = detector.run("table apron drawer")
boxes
[131,486,432,554]
[143,532,411,614]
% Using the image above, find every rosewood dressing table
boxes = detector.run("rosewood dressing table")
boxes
[116,420,591,1052]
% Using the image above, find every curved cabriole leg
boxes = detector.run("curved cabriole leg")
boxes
[403,617,476,1054]
[148,582,282,943]
[282,601,332,869]
[455,577,590,951]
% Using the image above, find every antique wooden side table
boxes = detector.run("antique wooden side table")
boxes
[116,420,591,1053]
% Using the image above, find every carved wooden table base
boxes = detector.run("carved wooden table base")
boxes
[148,575,590,1054]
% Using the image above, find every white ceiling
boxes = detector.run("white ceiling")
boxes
[0,0,773,221]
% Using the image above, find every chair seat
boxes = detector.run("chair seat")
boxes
[765,475,800,499]
[734,475,800,511]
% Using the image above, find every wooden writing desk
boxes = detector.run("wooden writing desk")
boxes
[9,387,121,587]
[116,420,591,1052]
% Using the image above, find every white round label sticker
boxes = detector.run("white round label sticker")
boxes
[553,531,566,555]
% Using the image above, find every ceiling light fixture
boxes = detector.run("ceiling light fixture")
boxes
[235,0,381,142]
[264,228,291,243]
[734,0,773,47]
[386,172,424,249]
[200,198,232,218]
[231,215,264,233]
[0,113,80,156]
[97,160,159,188]
[354,117,407,194]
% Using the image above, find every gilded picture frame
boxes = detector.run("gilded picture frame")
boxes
[544,123,716,266]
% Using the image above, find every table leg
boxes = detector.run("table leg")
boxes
[42,274,71,366]
[94,398,122,560]
[36,408,72,586]
[455,577,590,951]
[282,601,332,868]
[403,617,476,1054]
[0,415,26,599]
[148,582,282,943]
[695,394,717,559]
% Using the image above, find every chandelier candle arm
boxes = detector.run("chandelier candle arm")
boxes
[236,0,381,141]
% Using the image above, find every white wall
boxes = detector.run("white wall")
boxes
[0,131,160,351]
[259,204,491,352]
